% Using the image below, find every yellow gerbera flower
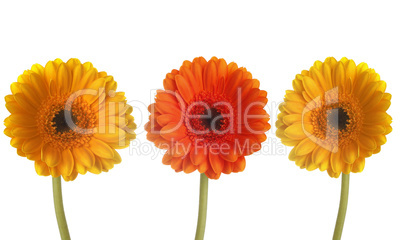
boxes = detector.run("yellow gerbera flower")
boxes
[4,58,136,181]
[276,57,392,177]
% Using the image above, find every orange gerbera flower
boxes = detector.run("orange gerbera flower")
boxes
[4,58,136,181]
[145,57,270,179]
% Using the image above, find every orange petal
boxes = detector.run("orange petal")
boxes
[203,60,218,93]
[175,75,195,104]
[183,155,197,173]
[233,156,246,172]
[209,151,224,174]
[160,123,187,141]
[190,146,207,165]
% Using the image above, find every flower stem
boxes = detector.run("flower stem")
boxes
[52,177,71,240]
[195,173,209,240]
[333,173,350,240]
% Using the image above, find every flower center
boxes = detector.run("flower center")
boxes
[37,95,97,150]
[327,107,350,131]
[310,92,363,150]
[200,107,224,131]
[52,109,77,133]
[185,91,235,145]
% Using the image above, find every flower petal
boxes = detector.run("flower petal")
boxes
[41,143,61,167]
[22,135,42,153]
[72,147,95,169]
[209,151,224,174]
[294,138,316,156]
[60,149,74,176]
[343,141,359,164]
[88,138,114,159]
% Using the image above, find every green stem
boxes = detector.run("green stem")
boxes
[333,173,350,240]
[52,177,71,240]
[195,173,209,240]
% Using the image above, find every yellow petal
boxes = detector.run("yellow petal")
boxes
[302,76,323,99]
[10,82,22,95]
[305,154,317,171]
[284,123,313,140]
[22,135,42,153]
[311,66,331,91]
[35,160,50,176]
[78,68,97,89]
[30,72,49,99]
[292,79,304,92]
[363,112,388,124]
[60,149,74,176]
[342,163,352,175]
[19,83,41,107]
[9,113,36,127]
[4,128,13,137]
[12,127,38,138]
[71,64,84,91]
[94,125,126,143]
[283,101,305,114]
[282,114,302,126]
[375,135,387,145]
[10,137,24,148]
[66,58,82,70]
[333,62,346,89]
[100,158,114,170]
[50,166,61,178]
[343,141,359,164]
[41,143,61,167]
[83,78,106,105]
[5,101,26,114]
[72,147,95,169]
[356,62,368,75]
[88,138,114,159]
[44,60,58,84]
[344,60,356,87]
[13,93,37,113]
[294,138,316,156]
[351,157,365,173]
[285,92,305,103]
[359,134,377,150]
[89,156,103,174]
[112,149,122,164]
[322,63,333,90]
[74,159,87,175]
[56,63,72,94]
[330,151,342,173]
[362,125,385,136]
[31,63,44,76]
[312,146,331,171]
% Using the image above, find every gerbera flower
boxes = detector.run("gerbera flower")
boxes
[276,57,392,240]
[145,56,270,239]
[276,57,392,177]
[145,56,270,179]
[4,58,136,181]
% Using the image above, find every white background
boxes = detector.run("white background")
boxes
[0,0,401,239]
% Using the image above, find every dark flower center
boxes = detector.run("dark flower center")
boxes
[200,107,224,131]
[52,110,77,133]
[327,108,350,131]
